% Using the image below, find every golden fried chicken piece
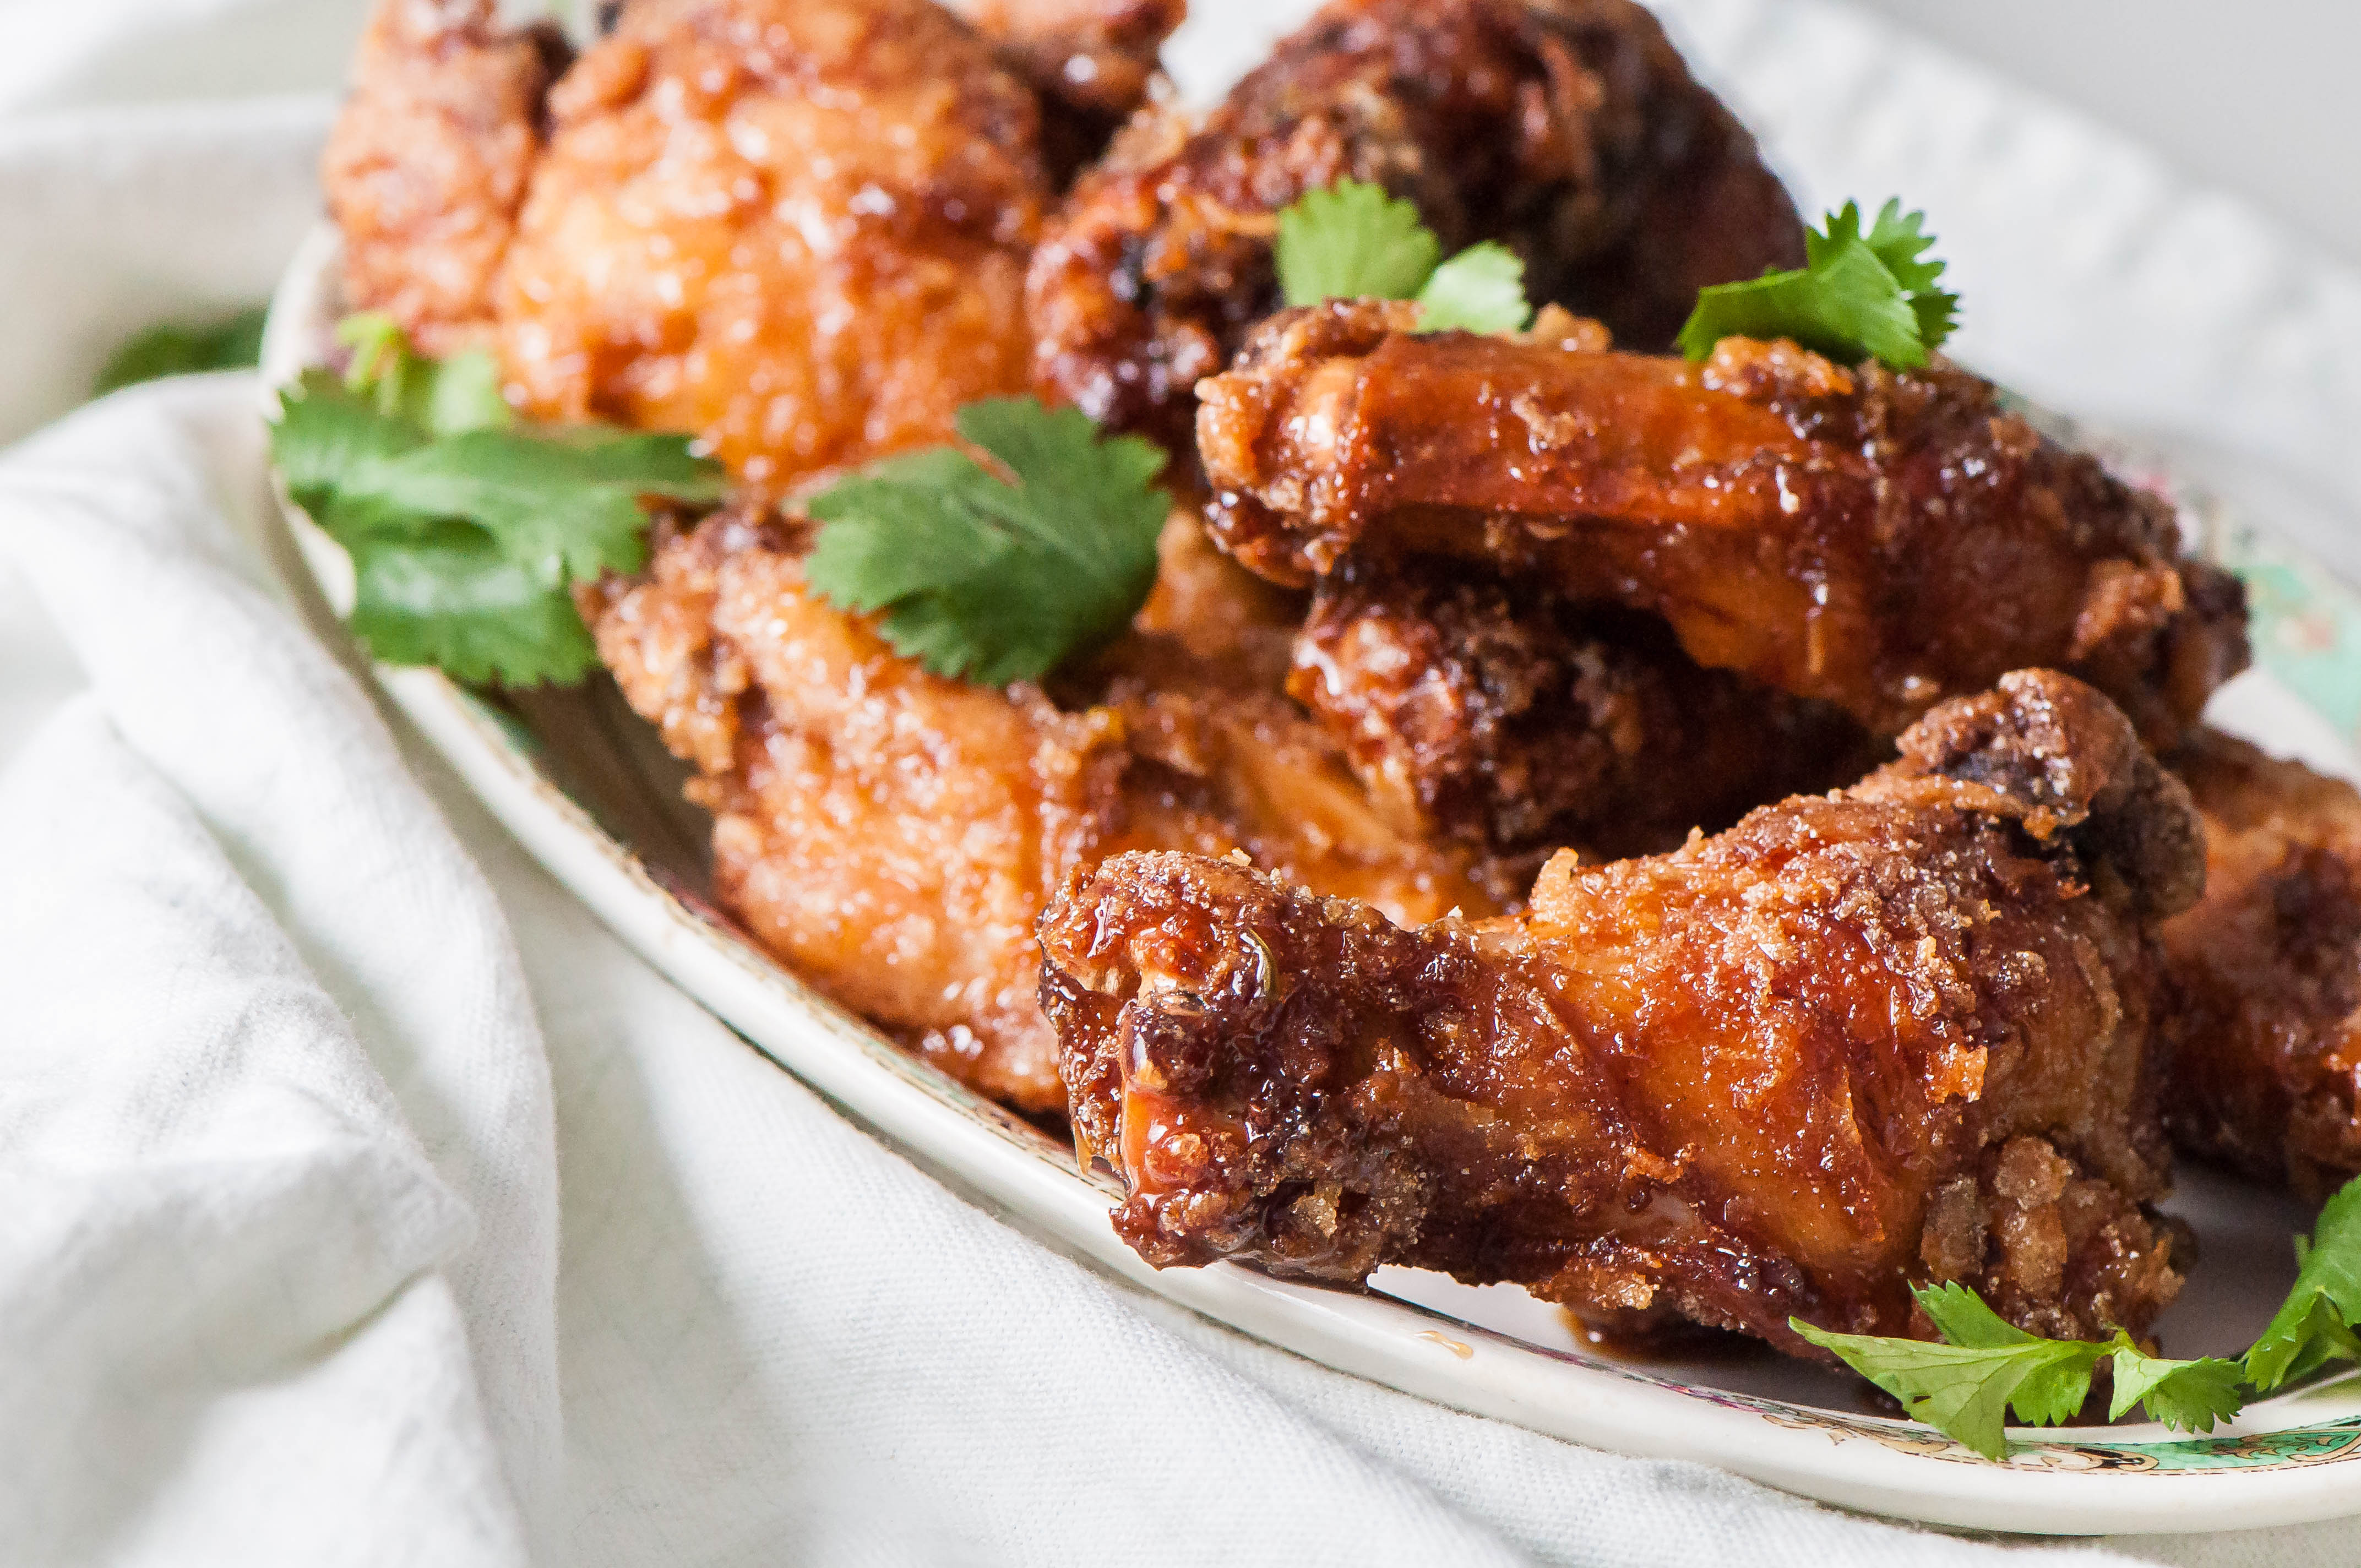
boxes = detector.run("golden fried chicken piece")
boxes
[585,506,1490,1111]
[1292,556,1876,863]
[1026,0,1805,450]
[1042,671,2200,1352]
[1198,302,2250,748]
[323,0,571,357]
[492,0,1051,491]
[2162,729,2361,1198]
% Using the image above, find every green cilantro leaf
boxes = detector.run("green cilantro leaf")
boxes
[1275,180,1441,309]
[270,318,727,687]
[1797,1278,2260,1458]
[2106,1335,2245,1431]
[2245,1175,2361,1390]
[94,305,269,396]
[1859,199,1960,347]
[1677,198,1955,370]
[337,311,514,435]
[1415,242,1532,335]
[1906,1282,2105,1427]
[329,428,723,584]
[1793,1313,2101,1460]
[1911,1278,2036,1348]
[804,397,1169,685]
[274,367,427,513]
[1273,179,1533,335]
[346,521,601,687]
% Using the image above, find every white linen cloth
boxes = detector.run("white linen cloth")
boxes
[2,1,2359,1563]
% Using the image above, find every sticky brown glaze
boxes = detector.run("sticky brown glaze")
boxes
[2164,729,2361,1198]
[970,0,1188,182]
[1042,670,2197,1353]
[583,505,1492,1112]
[1198,303,2250,748]
[323,0,572,357]
[1292,556,1878,863]
[1026,0,1804,451]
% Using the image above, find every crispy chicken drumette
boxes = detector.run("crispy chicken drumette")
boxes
[585,507,1490,1111]
[328,0,1173,494]
[1026,0,1806,451]
[2163,729,2361,1198]
[1292,555,1876,864]
[1042,671,2200,1352]
[491,0,1054,491]
[1196,301,2250,748]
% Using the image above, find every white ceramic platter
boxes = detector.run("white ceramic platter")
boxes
[255,0,2361,1534]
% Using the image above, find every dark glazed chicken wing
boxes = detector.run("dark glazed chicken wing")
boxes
[2163,729,2361,1197]
[970,0,1188,179]
[1292,557,1875,863]
[1026,0,1805,450]
[1042,671,2200,1352]
[1197,302,2250,747]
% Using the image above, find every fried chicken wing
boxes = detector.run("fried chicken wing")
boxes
[323,0,570,358]
[327,0,1063,493]
[493,0,1052,490]
[585,506,1490,1110]
[1025,0,1805,450]
[2162,729,2361,1198]
[1292,556,1875,863]
[1197,302,2250,747]
[1042,670,2199,1351]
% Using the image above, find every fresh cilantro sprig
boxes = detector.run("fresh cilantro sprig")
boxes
[270,317,726,685]
[1273,179,1533,336]
[94,304,268,396]
[335,312,513,436]
[1677,198,1959,369]
[803,398,1169,685]
[1796,1283,2242,1460]
[2244,1175,2361,1390]
[1795,1176,2361,1460]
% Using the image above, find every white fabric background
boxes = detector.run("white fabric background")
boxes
[3,1,2359,1564]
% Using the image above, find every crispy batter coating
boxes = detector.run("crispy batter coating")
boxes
[1198,303,2250,747]
[2163,730,2361,1198]
[1041,671,2198,1352]
[490,0,1051,491]
[584,507,1490,1111]
[1292,556,1876,862]
[323,0,570,357]
[1025,0,1804,450]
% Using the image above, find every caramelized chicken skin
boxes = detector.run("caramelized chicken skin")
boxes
[2163,729,2361,1198]
[323,0,570,358]
[1042,671,2198,1352]
[585,507,1490,1110]
[970,0,1187,180]
[1026,0,1805,450]
[1293,556,1876,863]
[1198,302,2249,748]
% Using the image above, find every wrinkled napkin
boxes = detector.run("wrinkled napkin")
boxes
[3,0,2359,1564]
